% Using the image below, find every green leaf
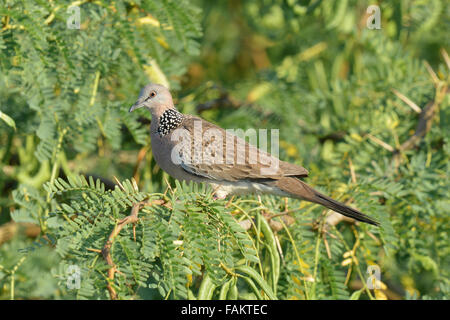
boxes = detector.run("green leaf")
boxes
[0,110,16,130]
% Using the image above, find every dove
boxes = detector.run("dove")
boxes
[129,84,379,226]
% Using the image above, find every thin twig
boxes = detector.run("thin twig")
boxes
[424,61,439,85]
[397,88,447,152]
[133,146,149,185]
[391,88,422,113]
[101,199,166,300]
[113,176,125,191]
[441,48,450,70]
[366,134,395,152]
[348,157,357,184]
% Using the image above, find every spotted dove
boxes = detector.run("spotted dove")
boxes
[129,84,379,226]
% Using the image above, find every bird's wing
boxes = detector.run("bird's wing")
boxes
[173,116,308,182]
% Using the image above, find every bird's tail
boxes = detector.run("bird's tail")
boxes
[276,178,379,226]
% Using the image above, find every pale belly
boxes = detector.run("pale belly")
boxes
[208,181,290,199]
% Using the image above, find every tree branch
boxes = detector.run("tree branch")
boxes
[101,199,167,300]
[395,84,448,155]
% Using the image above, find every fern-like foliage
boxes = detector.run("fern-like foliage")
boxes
[37,177,269,299]
[1,0,448,301]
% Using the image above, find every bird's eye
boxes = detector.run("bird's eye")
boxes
[145,91,157,101]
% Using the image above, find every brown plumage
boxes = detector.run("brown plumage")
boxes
[129,84,379,226]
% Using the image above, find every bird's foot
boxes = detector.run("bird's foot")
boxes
[212,192,228,201]
[212,188,229,201]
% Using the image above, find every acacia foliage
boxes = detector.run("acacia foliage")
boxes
[0,0,449,300]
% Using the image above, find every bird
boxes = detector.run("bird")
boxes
[129,83,379,226]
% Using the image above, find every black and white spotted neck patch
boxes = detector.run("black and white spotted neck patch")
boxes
[157,109,184,137]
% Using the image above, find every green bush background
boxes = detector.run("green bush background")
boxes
[0,0,448,300]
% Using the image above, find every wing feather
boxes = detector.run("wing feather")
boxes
[175,116,308,182]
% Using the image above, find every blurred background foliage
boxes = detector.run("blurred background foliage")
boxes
[0,0,449,299]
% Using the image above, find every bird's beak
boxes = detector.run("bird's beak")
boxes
[129,101,144,113]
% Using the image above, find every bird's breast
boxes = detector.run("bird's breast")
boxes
[150,132,204,182]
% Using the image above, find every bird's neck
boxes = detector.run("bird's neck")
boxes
[152,108,184,137]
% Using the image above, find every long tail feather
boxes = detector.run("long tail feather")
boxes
[309,189,379,226]
[275,178,379,226]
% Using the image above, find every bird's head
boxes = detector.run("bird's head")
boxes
[129,83,174,116]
